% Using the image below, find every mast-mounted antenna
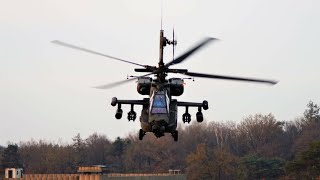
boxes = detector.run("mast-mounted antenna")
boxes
[160,0,163,30]
[172,27,177,61]
[158,0,177,83]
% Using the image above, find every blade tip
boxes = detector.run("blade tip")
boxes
[92,86,107,89]
[268,80,279,85]
[207,37,220,41]
[51,40,61,44]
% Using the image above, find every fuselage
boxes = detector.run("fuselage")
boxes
[139,78,182,137]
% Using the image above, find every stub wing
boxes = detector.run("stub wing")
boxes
[111,98,148,107]
[177,101,208,110]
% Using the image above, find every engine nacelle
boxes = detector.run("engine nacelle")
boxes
[169,78,184,96]
[137,77,152,95]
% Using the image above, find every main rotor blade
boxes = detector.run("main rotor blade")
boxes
[93,73,153,89]
[165,37,218,67]
[51,40,146,67]
[182,72,278,85]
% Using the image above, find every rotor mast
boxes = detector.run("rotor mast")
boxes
[157,30,166,82]
[159,30,165,68]
[158,30,177,82]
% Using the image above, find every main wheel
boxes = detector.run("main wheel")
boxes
[139,129,144,141]
[172,130,178,142]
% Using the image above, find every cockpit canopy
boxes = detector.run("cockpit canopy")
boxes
[150,91,169,114]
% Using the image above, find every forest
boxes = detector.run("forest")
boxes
[1,101,320,179]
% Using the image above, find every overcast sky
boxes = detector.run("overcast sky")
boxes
[1,0,320,145]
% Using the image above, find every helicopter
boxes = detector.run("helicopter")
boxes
[52,29,277,142]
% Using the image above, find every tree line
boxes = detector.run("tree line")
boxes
[1,101,320,179]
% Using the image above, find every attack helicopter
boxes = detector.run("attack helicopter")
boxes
[52,29,277,142]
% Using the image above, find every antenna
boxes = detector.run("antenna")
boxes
[160,0,163,30]
[172,27,175,61]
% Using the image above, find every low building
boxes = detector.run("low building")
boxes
[5,168,23,179]
[77,165,109,174]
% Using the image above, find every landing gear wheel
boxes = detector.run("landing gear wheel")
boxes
[139,129,145,141]
[172,130,178,142]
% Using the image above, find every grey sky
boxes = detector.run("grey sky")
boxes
[1,0,320,145]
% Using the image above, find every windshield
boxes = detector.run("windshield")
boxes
[151,93,168,114]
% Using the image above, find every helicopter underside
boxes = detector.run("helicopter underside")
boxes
[139,104,178,140]
[141,119,177,136]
